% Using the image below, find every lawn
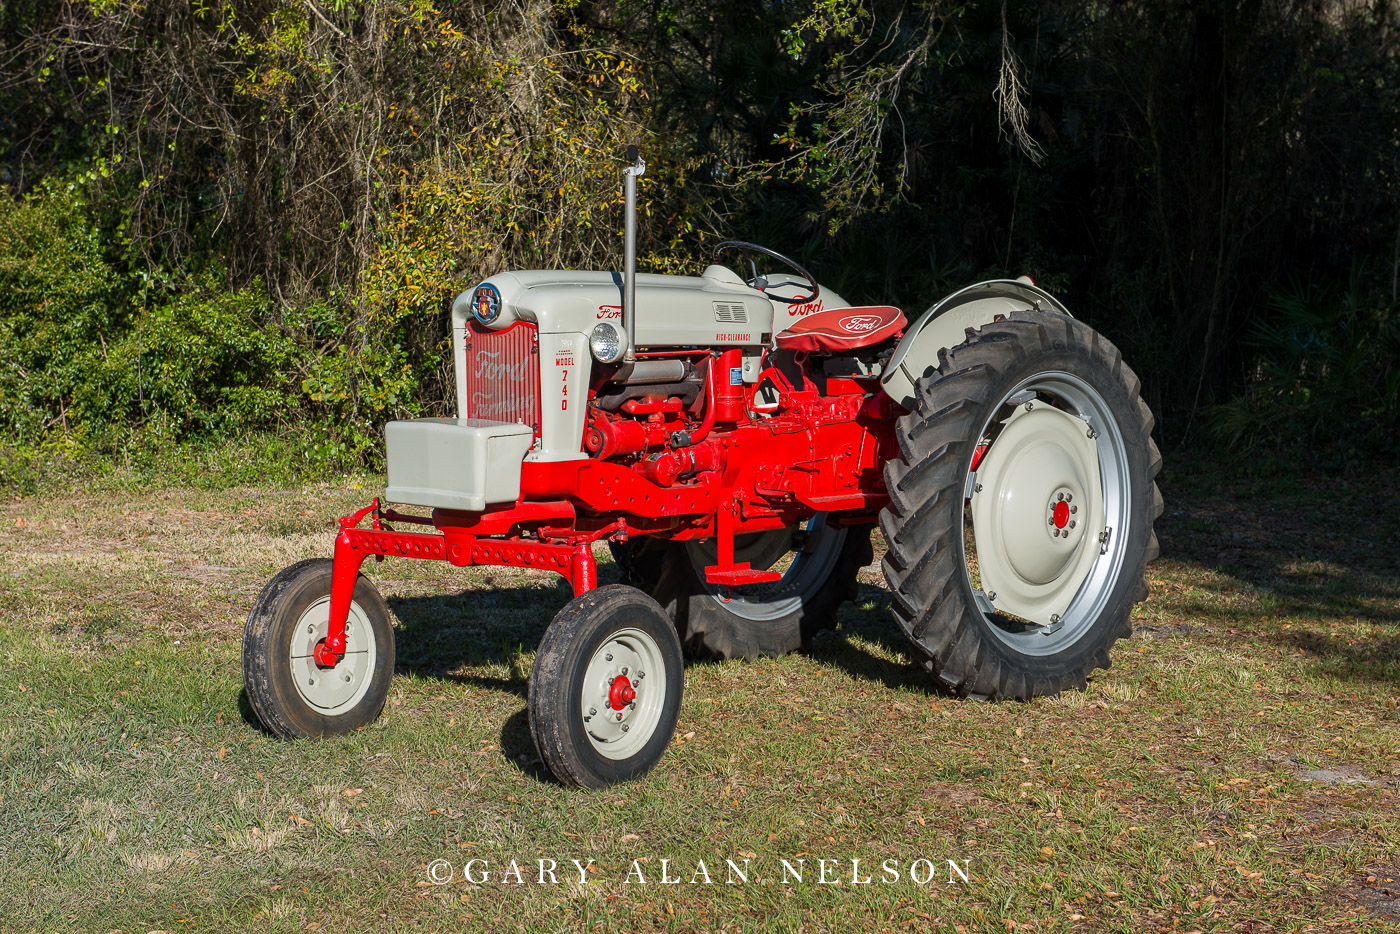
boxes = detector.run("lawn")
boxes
[2,459,1398,933]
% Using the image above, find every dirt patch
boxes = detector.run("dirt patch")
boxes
[1345,868,1400,922]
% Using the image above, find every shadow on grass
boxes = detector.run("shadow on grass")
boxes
[1152,463,1400,684]
[385,583,575,695]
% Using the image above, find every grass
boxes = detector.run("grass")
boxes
[1,455,1398,933]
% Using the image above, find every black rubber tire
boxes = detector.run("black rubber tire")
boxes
[648,522,873,660]
[880,311,1163,699]
[608,538,672,590]
[528,584,684,788]
[243,558,396,739]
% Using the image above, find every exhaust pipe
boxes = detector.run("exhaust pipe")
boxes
[622,145,646,364]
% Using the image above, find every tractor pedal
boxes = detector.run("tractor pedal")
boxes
[704,563,783,586]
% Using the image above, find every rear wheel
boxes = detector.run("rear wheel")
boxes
[650,518,873,659]
[880,311,1162,699]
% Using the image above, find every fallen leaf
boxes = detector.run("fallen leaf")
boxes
[344,788,363,797]
[620,833,640,843]
[14,517,25,528]
[217,746,226,759]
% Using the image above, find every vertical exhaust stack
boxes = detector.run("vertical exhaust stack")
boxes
[622,145,646,364]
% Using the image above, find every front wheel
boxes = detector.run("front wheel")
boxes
[880,311,1162,699]
[243,558,396,738]
[529,585,684,788]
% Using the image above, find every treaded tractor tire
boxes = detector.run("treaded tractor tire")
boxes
[880,311,1162,699]
[529,585,684,788]
[649,522,873,660]
[243,558,396,738]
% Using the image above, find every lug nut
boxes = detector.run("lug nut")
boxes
[1048,516,1055,525]
[1057,492,1064,501]
[589,707,597,716]
[987,591,997,601]
[637,671,645,679]
[1071,505,1078,514]
[617,712,623,721]
[621,725,629,732]
[605,653,613,661]
[1070,521,1076,529]
[1066,494,1072,502]
[621,667,628,675]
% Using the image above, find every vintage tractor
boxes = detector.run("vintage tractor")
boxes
[243,149,1162,788]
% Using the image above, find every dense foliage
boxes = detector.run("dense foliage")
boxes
[1,0,1397,482]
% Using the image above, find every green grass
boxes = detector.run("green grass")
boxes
[1,457,1398,933]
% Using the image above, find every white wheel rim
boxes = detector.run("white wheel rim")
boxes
[684,515,847,621]
[289,597,378,715]
[964,372,1131,655]
[580,628,668,760]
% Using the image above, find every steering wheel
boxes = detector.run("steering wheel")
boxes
[713,241,820,306]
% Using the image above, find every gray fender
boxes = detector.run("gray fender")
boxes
[880,279,1071,408]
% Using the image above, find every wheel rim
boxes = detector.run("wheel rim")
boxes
[684,515,848,621]
[289,597,378,715]
[965,371,1131,655]
[581,627,669,760]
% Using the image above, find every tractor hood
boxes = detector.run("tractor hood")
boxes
[453,266,851,348]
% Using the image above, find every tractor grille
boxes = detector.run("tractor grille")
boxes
[462,321,540,433]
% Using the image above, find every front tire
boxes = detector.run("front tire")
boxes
[243,559,396,738]
[529,585,684,788]
[880,311,1162,699]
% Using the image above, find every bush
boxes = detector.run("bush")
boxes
[0,187,121,439]
[1211,269,1400,455]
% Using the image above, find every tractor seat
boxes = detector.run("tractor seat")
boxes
[773,305,907,353]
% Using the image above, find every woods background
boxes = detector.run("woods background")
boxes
[1,0,1397,486]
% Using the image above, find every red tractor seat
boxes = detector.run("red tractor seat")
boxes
[773,305,907,353]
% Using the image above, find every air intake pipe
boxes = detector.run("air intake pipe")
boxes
[622,145,645,364]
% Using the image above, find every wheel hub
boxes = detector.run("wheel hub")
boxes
[608,675,637,710]
[289,597,376,714]
[581,629,666,761]
[970,401,1105,624]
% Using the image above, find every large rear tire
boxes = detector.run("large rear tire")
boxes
[649,519,873,660]
[880,311,1162,699]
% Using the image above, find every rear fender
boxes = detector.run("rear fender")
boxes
[879,279,1071,408]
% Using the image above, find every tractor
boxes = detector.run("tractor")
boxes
[243,149,1163,788]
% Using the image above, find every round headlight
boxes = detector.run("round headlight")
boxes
[589,323,626,363]
[470,283,501,325]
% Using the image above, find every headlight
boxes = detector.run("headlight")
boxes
[590,323,626,363]
[470,283,501,325]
